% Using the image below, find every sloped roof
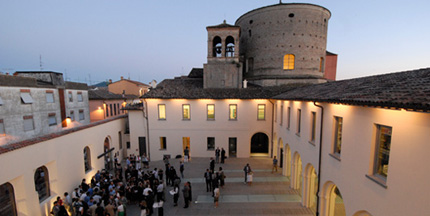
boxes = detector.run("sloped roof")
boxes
[89,89,135,100]
[273,67,430,111]
[110,79,150,87]
[207,21,238,29]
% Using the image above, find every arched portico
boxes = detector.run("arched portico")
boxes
[320,181,346,216]
[303,163,318,212]
[284,144,291,177]
[353,210,373,216]
[104,136,113,170]
[291,152,303,196]
[278,138,283,168]
[250,132,269,155]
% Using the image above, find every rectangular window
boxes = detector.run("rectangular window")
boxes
[46,91,54,103]
[68,91,73,102]
[160,137,167,150]
[48,113,57,126]
[280,104,284,126]
[257,104,266,120]
[207,137,215,150]
[106,105,109,117]
[283,54,295,70]
[79,110,84,121]
[310,112,316,142]
[70,111,75,121]
[229,104,237,120]
[0,119,5,136]
[274,104,277,123]
[114,103,117,115]
[20,90,33,104]
[23,115,34,131]
[207,104,215,120]
[287,107,291,129]
[333,116,343,156]
[158,104,166,120]
[126,142,131,149]
[110,104,113,116]
[77,92,83,102]
[373,125,392,181]
[296,109,301,135]
[182,104,190,120]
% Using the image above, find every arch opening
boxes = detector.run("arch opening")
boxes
[225,36,235,57]
[212,36,222,57]
[292,152,303,196]
[321,182,346,216]
[104,137,113,171]
[0,183,17,216]
[34,166,50,202]
[250,132,269,154]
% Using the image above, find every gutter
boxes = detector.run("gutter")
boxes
[143,99,151,161]
[313,101,324,216]
[269,99,275,157]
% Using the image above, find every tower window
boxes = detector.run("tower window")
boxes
[212,36,222,57]
[283,54,295,70]
[319,57,325,72]
[289,13,294,18]
[225,36,235,57]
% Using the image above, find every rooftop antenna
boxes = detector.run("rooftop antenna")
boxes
[39,54,43,71]
[128,73,130,79]
[279,0,282,4]
[88,74,91,85]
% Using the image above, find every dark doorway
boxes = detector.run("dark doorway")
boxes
[229,137,237,157]
[104,137,112,170]
[139,137,146,156]
[251,133,269,153]
[280,148,284,168]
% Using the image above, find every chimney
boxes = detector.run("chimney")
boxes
[121,76,124,80]
[243,79,248,88]
[108,79,112,84]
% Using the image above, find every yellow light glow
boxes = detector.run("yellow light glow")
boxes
[97,106,102,110]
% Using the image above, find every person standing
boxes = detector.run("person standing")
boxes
[182,182,190,208]
[243,164,252,184]
[184,147,190,162]
[204,169,212,192]
[214,186,220,208]
[272,156,278,173]
[221,148,226,163]
[179,161,185,178]
[172,183,179,206]
[210,158,215,172]
[215,147,220,163]
[218,167,225,188]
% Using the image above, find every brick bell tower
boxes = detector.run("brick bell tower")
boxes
[203,20,243,89]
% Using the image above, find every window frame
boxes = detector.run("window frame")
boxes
[0,119,5,136]
[280,104,284,126]
[48,113,57,126]
[20,91,34,104]
[310,112,316,143]
[207,137,215,150]
[287,107,291,129]
[158,104,166,120]
[207,104,215,120]
[0,183,17,216]
[372,124,392,183]
[229,104,237,120]
[68,91,73,102]
[283,54,295,70]
[83,147,92,172]
[332,116,343,157]
[70,110,75,121]
[77,92,83,102]
[79,110,85,121]
[34,166,50,202]
[296,109,301,135]
[23,115,34,131]
[182,104,191,120]
[45,91,54,103]
[257,104,266,120]
[160,137,167,150]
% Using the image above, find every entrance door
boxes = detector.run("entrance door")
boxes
[251,133,269,154]
[229,137,237,157]
[138,137,146,156]
[280,148,284,168]
[182,137,190,158]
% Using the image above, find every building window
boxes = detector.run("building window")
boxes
[20,90,33,104]
[34,166,50,202]
[182,104,191,120]
[296,109,301,135]
[280,104,284,126]
[110,104,113,116]
[274,104,277,123]
[257,104,266,120]
[319,57,325,72]
[79,110,84,121]
[46,91,54,103]
[160,137,167,150]
[283,54,295,70]
[373,125,392,181]
[310,112,316,143]
[207,104,215,120]
[23,116,34,131]
[0,119,5,136]
[70,111,75,121]
[106,105,109,117]
[126,142,131,149]
[48,113,57,126]
[0,183,17,216]
[229,104,237,120]
[77,92,83,102]
[114,103,117,115]
[68,92,73,102]
[158,104,166,120]
[287,107,291,129]
[207,137,215,150]
[84,147,91,172]
[333,116,343,156]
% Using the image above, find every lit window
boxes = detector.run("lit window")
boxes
[333,116,343,156]
[182,104,190,120]
[287,107,291,129]
[310,112,316,142]
[207,137,215,150]
[283,54,295,70]
[158,104,166,120]
[257,104,266,120]
[79,110,84,121]
[207,104,215,120]
[0,119,5,136]
[0,183,17,216]
[34,166,50,202]
[23,116,34,131]
[160,137,167,150]
[84,147,91,172]
[77,92,83,102]
[296,109,301,135]
[373,125,392,181]
[319,57,324,72]
[229,104,237,120]
[46,91,54,103]
[70,111,75,121]
[280,104,284,126]
[68,92,73,102]
[20,91,33,104]
[48,114,57,126]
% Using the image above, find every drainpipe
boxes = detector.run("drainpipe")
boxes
[143,99,151,161]
[313,101,324,216]
[269,99,275,158]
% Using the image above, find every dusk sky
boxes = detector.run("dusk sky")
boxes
[1,0,429,85]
